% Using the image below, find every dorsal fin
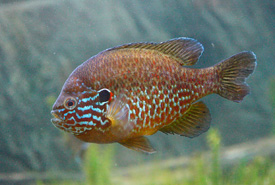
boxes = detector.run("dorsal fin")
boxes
[106,37,204,66]
[160,101,211,138]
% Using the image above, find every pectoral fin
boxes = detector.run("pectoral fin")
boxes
[160,101,211,138]
[106,94,129,127]
[119,136,156,154]
[106,93,136,137]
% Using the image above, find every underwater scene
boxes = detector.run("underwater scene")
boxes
[0,0,274,184]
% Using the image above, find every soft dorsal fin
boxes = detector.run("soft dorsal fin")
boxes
[106,37,204,66]
[160,101,211,138]
[119,136,156,154]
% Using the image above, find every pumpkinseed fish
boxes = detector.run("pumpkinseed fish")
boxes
[51,37,257,154]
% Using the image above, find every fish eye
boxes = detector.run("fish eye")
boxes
[64,97,77,110]
[98,88,113,103]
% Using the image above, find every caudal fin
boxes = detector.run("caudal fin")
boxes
[216,51,257,102]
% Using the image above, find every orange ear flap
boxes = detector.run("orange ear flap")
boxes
[109,91,113,101]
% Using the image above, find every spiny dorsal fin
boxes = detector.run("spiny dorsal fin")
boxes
[160,101,211,138]
[119,136,156,154]
[106,37,204,66]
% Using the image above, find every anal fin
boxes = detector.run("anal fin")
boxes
[119,136,156,154]
[160,101,211,138]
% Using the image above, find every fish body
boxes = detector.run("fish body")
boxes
[51,37,256,153]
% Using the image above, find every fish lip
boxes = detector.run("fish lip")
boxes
[51,117,62,125]
[51,110,63,125]
[51,110,60,118]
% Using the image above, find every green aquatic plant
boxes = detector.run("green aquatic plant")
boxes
[35,144,114,185]
[36,129,275,185]
[190,129,275,185]
[191,154,208,185]
[207,128,222,185]
[225,156,275,185]
[84,144,115,185]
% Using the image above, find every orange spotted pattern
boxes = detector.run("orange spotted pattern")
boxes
[77,49,219,136]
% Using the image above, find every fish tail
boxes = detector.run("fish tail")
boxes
[216,51,257,102]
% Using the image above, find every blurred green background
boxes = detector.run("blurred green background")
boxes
[0,0,274,184]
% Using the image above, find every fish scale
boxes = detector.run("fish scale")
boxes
[90,50,217,134]
[51,37,256,153]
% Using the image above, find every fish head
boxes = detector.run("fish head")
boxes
[51,76,112,135]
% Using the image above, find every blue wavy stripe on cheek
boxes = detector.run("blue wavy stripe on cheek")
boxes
[58,108,65,113]
[79,93,99,103]
[68,116,93,126]
[92,115,109,125]
[77,105,103,113]
[80,113,92,119]
[64,110,91,120]
[64,110,76,118]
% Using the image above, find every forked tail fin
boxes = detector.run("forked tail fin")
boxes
[216,51,257,102]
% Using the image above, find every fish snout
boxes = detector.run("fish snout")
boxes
[51,110,63,126]
[51,110,62,118]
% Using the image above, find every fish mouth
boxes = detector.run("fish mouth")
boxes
[51,110,74,133]
[51,110,63,126]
